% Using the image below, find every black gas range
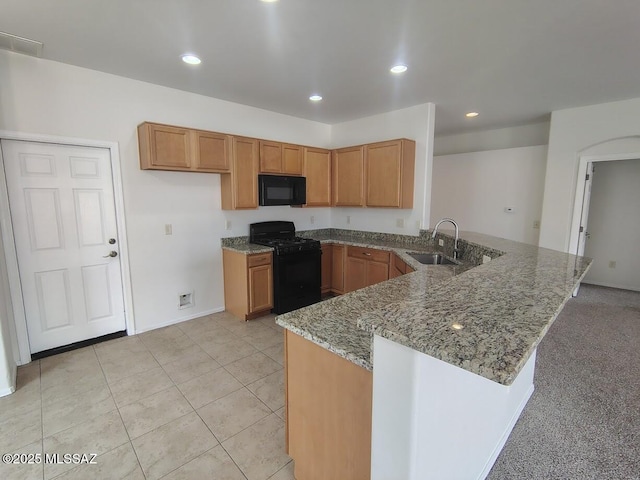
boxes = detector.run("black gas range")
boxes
[250,221,321,314]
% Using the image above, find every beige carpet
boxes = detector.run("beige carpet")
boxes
[488,284,640,480]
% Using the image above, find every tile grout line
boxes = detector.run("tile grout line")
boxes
[93,343,148,479]
[192,403,250,480]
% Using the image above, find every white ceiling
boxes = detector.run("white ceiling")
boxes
[3,0,640,135]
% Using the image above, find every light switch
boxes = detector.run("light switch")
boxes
[165,224,172,235]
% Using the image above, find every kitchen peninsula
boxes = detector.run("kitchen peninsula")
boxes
[274,229,592,480]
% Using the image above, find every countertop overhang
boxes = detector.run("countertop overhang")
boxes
[225,229,592,385]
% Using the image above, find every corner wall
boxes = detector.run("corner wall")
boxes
[434,121,550,156]
[539,97,640,252]
[0,223,16,396]
[0,50,332,333]
[431,145,547,245]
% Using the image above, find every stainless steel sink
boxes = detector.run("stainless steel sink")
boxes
[406,252,458,265]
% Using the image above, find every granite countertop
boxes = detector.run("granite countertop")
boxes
[271,229,591,385]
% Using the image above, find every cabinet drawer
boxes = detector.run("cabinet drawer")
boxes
[247,252,272,267]
[347,246,390,264]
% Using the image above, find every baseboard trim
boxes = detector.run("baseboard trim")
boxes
[478,384,535,479]
[0,386,15,398]
[582,281,640,293]
[133,307,225,334]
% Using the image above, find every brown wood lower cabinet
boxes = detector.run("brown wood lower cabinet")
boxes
[320,244,332,294]
[222,249,273,320]
[390,252,415,278]
[345,246,390,293]
[330,244,345,294]
[285,330,372,480]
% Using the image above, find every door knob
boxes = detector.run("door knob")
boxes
[103,251,118,258]
[108,238,116,244]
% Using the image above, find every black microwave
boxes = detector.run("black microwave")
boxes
[258,175,306,206]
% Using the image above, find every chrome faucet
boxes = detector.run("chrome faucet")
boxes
[431,218,460,260]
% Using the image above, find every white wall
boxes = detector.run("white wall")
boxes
[330,103,435,233]
[0,223,17,396]
[583,159,640,291]
[434,121,550,156]
[0,50,332,334]
[539,97,640,252]
[431,146,547,245]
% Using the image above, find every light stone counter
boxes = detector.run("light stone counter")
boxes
[275,229,591,385]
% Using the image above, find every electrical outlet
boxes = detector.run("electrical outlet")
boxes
[396,218,404,228]
[225,220,231,230]
[416,220,421,229]
[609,260,616,269]
[178,291,194,309]
[346,216,351,225]
[533,220,541,229]
[438,239,444,247]
[310,215,315,224]
[165,224,172,235]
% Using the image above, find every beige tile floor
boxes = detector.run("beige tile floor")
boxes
[0,311,294,480]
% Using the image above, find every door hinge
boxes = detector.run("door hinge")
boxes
[579,226,584,233]
[585,173,590,181]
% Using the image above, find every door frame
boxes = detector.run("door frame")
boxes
[568,151,640,258]
[0,130,135,365]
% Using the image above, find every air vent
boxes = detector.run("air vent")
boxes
[0,31,43,57]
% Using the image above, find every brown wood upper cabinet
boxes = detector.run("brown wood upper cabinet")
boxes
[332,139,415,208]
[332,146,365,206]
[220,136,259,210]
[304,147,332,207]
[138,122,231,173]
[365,139,415,208]
[259,141,303,175]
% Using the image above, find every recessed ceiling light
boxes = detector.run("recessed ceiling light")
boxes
[390,64,408,74]
[181,54,201,65]
[465,112,479,118]
[309,95,323,102]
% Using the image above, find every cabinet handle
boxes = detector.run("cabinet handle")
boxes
[363,252,372,256]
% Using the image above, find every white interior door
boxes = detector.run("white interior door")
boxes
[1,140,125,353]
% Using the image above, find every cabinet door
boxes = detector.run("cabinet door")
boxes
[142,123,191,169]
[283,144,303,176]
[389,264,403,279]
[345,256,367,293]
[249,264,273,313]
[321,244,332,293]
[366,139,415,208]
[331,244,345,294]
[366,261,389,287]
[260,140,283,174]
[304,147,332,207]
[232,137,259,209]
[365,140,402,207]
[194,130,230,172]
[333,146,365,206]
